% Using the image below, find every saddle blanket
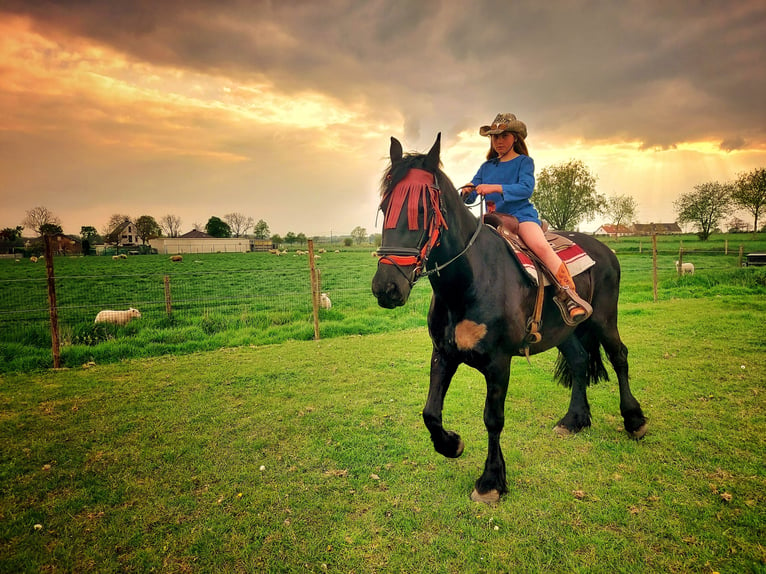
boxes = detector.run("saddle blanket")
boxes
[504,230,596,286]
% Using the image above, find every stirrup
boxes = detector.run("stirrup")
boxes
[554,287,593,326]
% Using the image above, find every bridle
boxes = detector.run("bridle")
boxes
[377,168,482,286]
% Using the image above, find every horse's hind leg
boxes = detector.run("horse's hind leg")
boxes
[554,335,592,435]
[600,328,647,439]
[422,348,464,458]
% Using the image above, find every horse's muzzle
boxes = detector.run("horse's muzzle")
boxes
[371,267,412,308]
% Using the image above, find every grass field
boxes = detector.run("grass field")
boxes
[1,279,765,571]
[1,233,765,374]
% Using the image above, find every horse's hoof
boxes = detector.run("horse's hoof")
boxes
[471,488,500,504]
[628,423,648,440]
[454,439,465,458]
[553,424,573,437]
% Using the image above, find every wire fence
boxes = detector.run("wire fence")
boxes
[1,234,763,372]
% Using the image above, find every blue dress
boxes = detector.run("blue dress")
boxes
[463,154,541,225]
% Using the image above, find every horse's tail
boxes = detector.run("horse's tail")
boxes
[554,330,610,388]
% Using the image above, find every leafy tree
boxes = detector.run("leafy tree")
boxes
[285,232,297,245]
[674,181,734,241]
[134,215,162,245]
[205,216,232,238]
[159,214,182,238]
[22,206,61,236]
[0,226,23,241]
[732,167,766,232]
[351,226,368,245]
[296,232,307,245]
[533,160,605,230]
[603,194,638,231]
[271,234,283,246]
[224,212,254,237]
[39,223,63,236]
[253,219,270,239]
[80,226,100,242]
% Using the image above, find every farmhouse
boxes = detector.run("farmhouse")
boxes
[593,224,632,237]
[632,222,682,235]
[113,220,140,246]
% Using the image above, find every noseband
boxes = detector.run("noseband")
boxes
[377,168,481,285]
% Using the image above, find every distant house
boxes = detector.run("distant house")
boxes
[51,233,82,255]
[113,220,139,246]
[594,224,632,237]
[180,229,213,239]
[631,223,682,235]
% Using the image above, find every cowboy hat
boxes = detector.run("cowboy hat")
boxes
[479,113,527,139]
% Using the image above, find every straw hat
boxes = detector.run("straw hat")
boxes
[479,113,527,139]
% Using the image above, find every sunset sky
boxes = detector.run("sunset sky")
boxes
[1,1,765,238]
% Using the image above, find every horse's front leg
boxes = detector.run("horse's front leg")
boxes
[471,357,511,504]
[422,348,464,458]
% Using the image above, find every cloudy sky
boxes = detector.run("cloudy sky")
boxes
[1,0,765,238]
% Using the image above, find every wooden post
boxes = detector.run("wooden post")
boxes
[639,240,642,254]
[651,225,658,303]
[307,239,320,340]
[164,275,172,316]
[44,235,61,368]
[725,239,728,255]
[738,244,744,267]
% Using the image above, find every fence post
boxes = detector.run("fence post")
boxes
[738,244,744,267]
[725,239,728,255]
[651,225,658,302]
[308,239,320,340]
[44,235,61,368]
[164,275,172,316]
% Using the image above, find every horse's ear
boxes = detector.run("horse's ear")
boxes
[425,132,441,171]
[390,137,403,164]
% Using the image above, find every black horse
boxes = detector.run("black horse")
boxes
[371,134,647,503]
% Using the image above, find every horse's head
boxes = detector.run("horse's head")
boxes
[372,134,447,308]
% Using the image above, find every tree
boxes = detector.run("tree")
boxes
[0,226,23,241]
[285,232,297,245]
[134,215,162,245]
[351,226,368,245]
[205,216,232,238]
[674,181,734,241]
[533,160,604,230]
[80,226,100,256]
[39,223,63,236]
[253,219,270,239]
[22,206,61,236]
[296,232,307,245]
[159,214,182,238]
[603,194,638,230]
[732,167,766,232]
[224,212,254,237]
[270,234,283,246]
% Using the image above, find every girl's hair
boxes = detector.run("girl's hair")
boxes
[486,131,529,160]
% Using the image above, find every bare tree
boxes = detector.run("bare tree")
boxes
[22,206,61,236]
[224,213,254,237]
[159,214,182,237]
[603,194,638,230]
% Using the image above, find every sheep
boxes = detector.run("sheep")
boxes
[675,261,695,275]
[320,292,332,309]
[94,308,142,325]
[29,256,38,263]
[170,255,183,262]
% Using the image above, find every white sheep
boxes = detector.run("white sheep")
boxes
[320,293,332,309]
[94,308,142,325]
[675,261,695,275]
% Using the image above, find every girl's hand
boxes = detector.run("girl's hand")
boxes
[460,184,475,198]
[475,184,500,196]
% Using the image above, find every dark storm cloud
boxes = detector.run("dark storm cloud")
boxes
[3,0,765,149]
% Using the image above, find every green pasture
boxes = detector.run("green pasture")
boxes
[1,233,765,374]
[1,293,764,572]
